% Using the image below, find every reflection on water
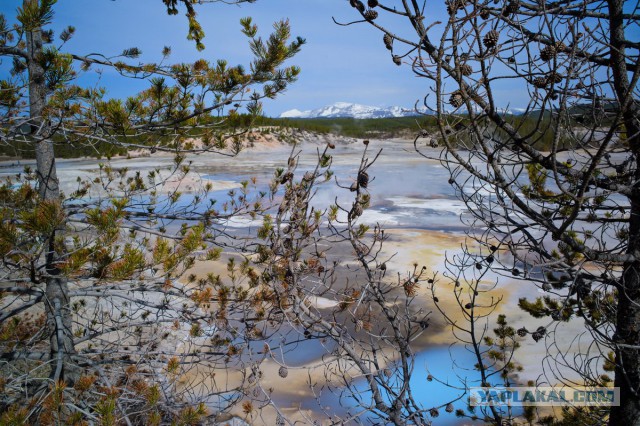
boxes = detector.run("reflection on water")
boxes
[188,141,493,423]
[266,344,522,425]
[303,345,523,425]
[191,142,487,423]
[194,141,471,232]
[5,141,494,424]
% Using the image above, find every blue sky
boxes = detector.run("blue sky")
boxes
[1,0,457,116]
[6,1,634,117]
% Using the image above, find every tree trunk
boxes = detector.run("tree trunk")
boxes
[611,259,640,425]
[25,7,77,383]
[607,0,640,422]
[610,126,640,425]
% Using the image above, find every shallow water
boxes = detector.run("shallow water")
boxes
[310,345,521,425]
[0,140,504,424]
[186,141,493,423]
[196,140,472,233]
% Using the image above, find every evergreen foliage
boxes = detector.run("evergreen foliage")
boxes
[344,0,639,424]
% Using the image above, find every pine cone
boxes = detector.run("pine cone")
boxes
[483,30,499,48]
[555,41,568,52]
[392,55,402,66]
[479,8,490,19]
[278,365,289,378]
[540,45,557,62]
[383,33,393,50]
[447,0,465,15]
[542,282,552,291]
[364,9,379,20]
[460,63,473,76]
[358,171,369,188]
[532,326,546,342]
[280,171,293,184]
[427,374,434,381]
[449,90,465,108]
[533,77,547,88]
[355,0,365,12]
[548,72,563,84]
[284,268,294,285]
[368,0,379,7]
[505,0,519,14]
[517,327,528,337]
[430,408,440,418]
[446,403,455,413]
[350,202,364,219]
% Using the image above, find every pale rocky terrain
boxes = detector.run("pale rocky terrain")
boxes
[0,131,589,425]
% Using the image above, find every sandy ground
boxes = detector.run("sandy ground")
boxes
[149,136,588,423]
[0,133,595,424]
[178,226,523,424]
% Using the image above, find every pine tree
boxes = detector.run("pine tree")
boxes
[0,1,303,422]
[343,0,639,424]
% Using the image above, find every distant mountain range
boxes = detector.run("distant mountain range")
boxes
[278,101,616,120]
[280,102,423,119]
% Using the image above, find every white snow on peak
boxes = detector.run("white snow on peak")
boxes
[279,108,305,118]
[279,102,424,119]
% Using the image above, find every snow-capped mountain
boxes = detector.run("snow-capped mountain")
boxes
[280,102,422,119]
